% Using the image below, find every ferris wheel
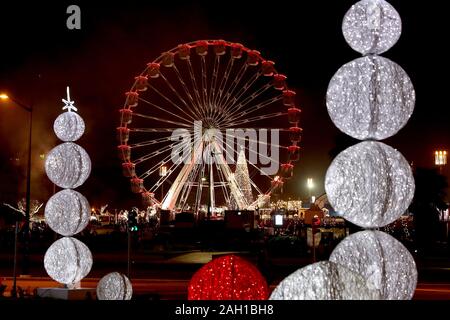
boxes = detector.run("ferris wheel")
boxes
[117,40,302,213]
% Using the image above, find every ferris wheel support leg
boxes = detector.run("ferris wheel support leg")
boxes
[161,139,203,210]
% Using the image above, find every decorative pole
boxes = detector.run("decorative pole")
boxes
[43,87,93,292]
[270,0,418,300]
[325,0,418,300]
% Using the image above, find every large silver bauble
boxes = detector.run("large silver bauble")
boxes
[53,111,85,142]
[45,142,91,189]
[96,272,133,300]
[325,141,414,228]
[45,189,90,236]
[44,237,93,287]
[342,0,402,55]
[270,261,380,300]
[326,55,415,140]
[330,230,418,300]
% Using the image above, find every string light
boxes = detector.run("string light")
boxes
[44,189,90,236]
[270,261,380,300]
[45,142,91,189]
[329,230,417,300]
[97,272,133,300]
[342,0,402,55]
[326,55,415,140]
[44,237,93,288]
[53,111,85,142]
[325,141,415,228]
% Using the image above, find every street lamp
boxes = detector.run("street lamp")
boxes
[0,93,33,282]
[435,150,447,174]
[159,165,167,201]
[307,178,314,202]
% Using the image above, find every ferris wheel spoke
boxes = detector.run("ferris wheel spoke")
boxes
[134,136,192,165]
[220,137,276,181]
[130,128,192,133]
[148,84,197,123]
[172,64,205,119]
[214,158,232,205]
[221,96,284,127]
[159,72,202,120]
[134,143,176,165]
[139,153,173,180]
[138,134,193,180]
[217,62,248,109]
[213,58,234,109]
[223,111,287,128]
[178,161,202,210]
[186,58,206,116]
[200,56,209,117]
[133,112,191,127]
[249,178,264,195]
[138,97,193,126]
[183,163,203,209]
[220,70,263,113]
[130,136,174,149]
[222,84,277,123]
[209,55,221,112]
[223,133,287,150]
[194,162,207,212]
[149,147,193,194]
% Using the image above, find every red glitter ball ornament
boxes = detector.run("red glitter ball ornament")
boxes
[188,255,269,300]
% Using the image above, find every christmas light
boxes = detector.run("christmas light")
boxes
[188,255,268,300]
[44,237,92,288]
[96,272,133,300]
[342,0,402,55]
[230,149,254,209]
[44,189,90,236]
[330,230,417,300]
[45,142,91,189]
[325,0,417,300]
[42,87,93,291]
[325,141,414,228]
[53,111,85,142]
[327,55,415,140]
[270,261,380,300]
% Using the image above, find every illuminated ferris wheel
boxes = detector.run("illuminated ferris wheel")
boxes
[117,40,302,213]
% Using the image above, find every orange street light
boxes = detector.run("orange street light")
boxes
[435,150,447,166]
[435,150,447,174]
[0,93,9,100]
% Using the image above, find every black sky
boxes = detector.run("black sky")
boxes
[0,0,449,210]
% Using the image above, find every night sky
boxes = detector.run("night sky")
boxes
[0,0,448,210]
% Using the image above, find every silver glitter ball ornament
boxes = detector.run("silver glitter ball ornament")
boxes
[97,272,133,300]
[325,141,414,228]
[45,142,91,189]
[44,189,91,236]
[44,237,93,287]
[53,111,85,142]
[342,0,402,55]
[270,261,380,300]
[330,230,417,300]
[327,55,415,140]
